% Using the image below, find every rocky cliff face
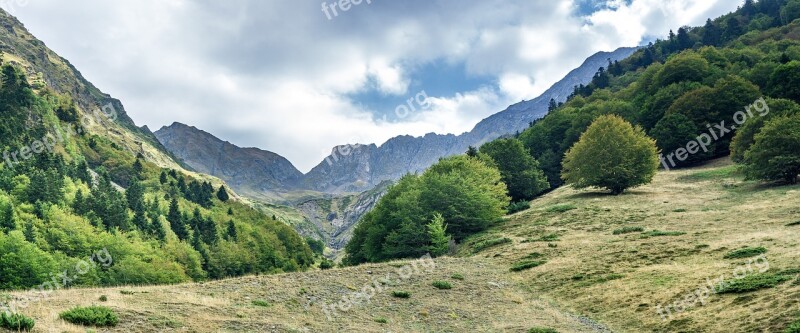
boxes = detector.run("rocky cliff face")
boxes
[155,122,303,196]
[303,47,639,193]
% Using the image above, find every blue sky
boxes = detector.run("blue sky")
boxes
[7,0,742,171]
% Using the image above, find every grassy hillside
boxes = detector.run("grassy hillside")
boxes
[12,159,798,332]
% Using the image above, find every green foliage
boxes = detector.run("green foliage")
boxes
[427,213,451,257]
[319,259,334,270]
[655,52,711,87]
[544,204,577,213]
[479,138,549,201]
[613,226,645,235]
[651,113,711,167]
[510,260,547,272]
[98,295,108,302]
[641,230,687,238]
[451,273,465,280]
[0,311,34,331]
[391,291,411,298]
[0,231,58,289]
[724,247,768,259]
[507,201,531,214]
[472,237,512,253]
[786,317,800,333]
[345,156,509,264]
[529,328,559,333]
[216,185,229,202]
[743,114,800,183]
[251,300,271,307]
[716,273,791,294]
[59,306,118,327]
[305,237,324,255]
[432,281,452,290]
[562,115,659,195]
[374,317,388,324]
[731,98,800,162]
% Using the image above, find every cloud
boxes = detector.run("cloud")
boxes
[8,0,741,172]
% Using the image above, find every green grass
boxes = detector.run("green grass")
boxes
[786,317,800,333]
[472,237,512,253]
[716,273,792,294]
[613,226,645,235]
[391,291,411,298]
[510,260,547,272]
[723,247,768,259]
[59,306,118,327]
[529,328,559,333]
[0,312,34,331]
[641,230,686,238]
[251,300,271,307]
[680,165,740,181]
[545,204,577,213]
[432,281,453,290]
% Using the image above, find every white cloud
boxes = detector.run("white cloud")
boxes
[7,0,741,172]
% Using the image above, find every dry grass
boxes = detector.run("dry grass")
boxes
[9,158,799,332]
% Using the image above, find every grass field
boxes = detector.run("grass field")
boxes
[6,159,799,332]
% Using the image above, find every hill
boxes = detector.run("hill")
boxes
[12,160,799,332]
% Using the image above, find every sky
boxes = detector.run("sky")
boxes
[5,0,741,172]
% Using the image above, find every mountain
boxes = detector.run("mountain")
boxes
[301,47,638,193]
[155,122,303,197]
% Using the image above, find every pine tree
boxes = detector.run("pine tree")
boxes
[548,98,558,112]
[227,207,234,216]
[466,146,479,157]
[226,220,237,241]
[126,181,145,212]
[167,198,188,241]
[133,209,149,231]
[0,202,15,232]
[702,19,721,46]
[159,171,168,184]
[427,213,450,257]
[216,186,230,202]
[73,190,89,215]
[152,216,167,242]
[132,159,143,180]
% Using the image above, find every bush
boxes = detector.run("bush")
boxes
[613,226,645,235]
[251,300,271,307]
[98,295,108,302]
[641,230,686,237]
[507,201,531,214]
[391,291,411,298]
[319,259,334,270]
[374,317,388,324]
[510,260,547,272]
[432,281,452,290]
[529,328,559,333]
[450,273,465,280]
[59,306,119,327]
[562,115,659,195]
[743,114,800,184]
[716,273,791,294]
[0,312,35,331]
[724,247,767,259]
[472,237,512,253]
[787,318,800,333]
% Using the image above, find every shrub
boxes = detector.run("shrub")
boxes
[432,281,452,290]
[716,273,791,294]
[59,306,118,327]
[251,300,271,307]
[562,115,659,195]
[391,291,411,298]
[374,317,388,324]
[529,328,559,333]
[319,259,334,270]
[641,230,686,237]
[545,203,576,213]
[507,201,531,214]
[98,295,108,302]
[787,319,800,333]
[613,226,644,235]
[743,114,800,184]
[723,247,767,259]
[472,238,512,253]
[0,312,35,331]
[450,273,465,280]
[510,260,547,272]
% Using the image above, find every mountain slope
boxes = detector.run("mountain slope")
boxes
[301,47,638,193]
[155,122,303,196]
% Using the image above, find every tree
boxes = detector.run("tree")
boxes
[562,115,660,195]
[159,171,168,185]
[731,98,800,162]
[167,198,188,241]
[479,138,550,201]
[216,185,230,202]
[723,16,743,42]
[466,146,479,157]
[676,27,693,50]
[769,61,800,102]
[126,180,145,212]
[427,213,450,257]
[132,159,143,180]
[702,19,721,46]
[656,52,711,87]
[651,113,712,167]
[0,201,14,232]
[782,0,800,25]
[743,114,800,184]
[548,98,558,112]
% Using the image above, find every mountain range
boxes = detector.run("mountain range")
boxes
[156,46,638,196]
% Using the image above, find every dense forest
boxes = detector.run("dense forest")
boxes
[0,63,314,291]
[345,0,800,264]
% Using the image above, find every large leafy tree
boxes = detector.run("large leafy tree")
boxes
[731,98,800,162]
[479,138,549,202]
[743,114,800,184]
[769,61,800,102]
[562,115,660,195]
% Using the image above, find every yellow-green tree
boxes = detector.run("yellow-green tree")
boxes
[562,115,659,195]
